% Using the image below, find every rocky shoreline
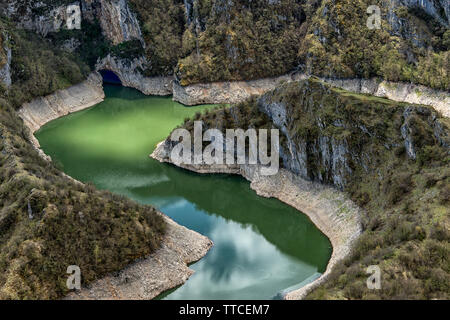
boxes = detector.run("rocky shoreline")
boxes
[93,53,449,117]
[65,215,212,300]
[174,73,449,118]
[18,72,106,134]
[18,73,214,300]
[171,73,449,118]
[151,141,363,300]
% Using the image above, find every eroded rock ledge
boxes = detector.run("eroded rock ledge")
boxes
[151,141,363,300]
[173,74,449,118]
[18,72,105,134]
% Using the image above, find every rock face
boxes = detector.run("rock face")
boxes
[0,34,11,87]
[65,215,212,300]
[95,0,144,45]
[258,80,449,191]
[151,141,362,301]
[386,0,449,47]
[96,54,174,95]
[2,1,74,36]
[3,0,143,44]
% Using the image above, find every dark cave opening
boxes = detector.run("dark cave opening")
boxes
[99,69,122,85]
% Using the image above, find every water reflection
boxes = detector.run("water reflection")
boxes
[36,85,332,300]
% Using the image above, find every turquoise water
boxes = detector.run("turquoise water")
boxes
[36,85,332,300]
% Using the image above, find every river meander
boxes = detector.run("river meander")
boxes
[36,84,332,300]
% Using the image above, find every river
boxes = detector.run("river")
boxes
[35,84,332,300]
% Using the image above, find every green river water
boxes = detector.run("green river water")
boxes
[36,84,332,300]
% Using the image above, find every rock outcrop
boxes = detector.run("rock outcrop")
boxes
[96,54,173,95]
[0,33,11,87]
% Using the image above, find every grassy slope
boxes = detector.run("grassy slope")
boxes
[187,79,449,299]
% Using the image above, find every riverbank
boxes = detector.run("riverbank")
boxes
[18,72,105,160]
[98,56,449,117]
[18,73,106,134]
[65,215,212,300]
[151,141,363,300]
[172,73,450,118]
[18,74,214,300]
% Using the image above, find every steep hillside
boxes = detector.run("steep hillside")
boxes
[172,79,450,299]
[0,33,5,67]
[2,0,448,89]
[130,0,449,89]
[299,0,449,90]
[0,101,166,299]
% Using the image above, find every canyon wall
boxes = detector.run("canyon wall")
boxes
[172,74,293,105]
[257,80,449,190]
[3,0,144,44]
